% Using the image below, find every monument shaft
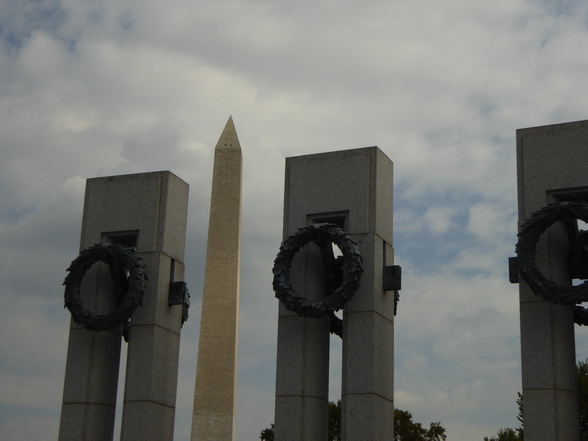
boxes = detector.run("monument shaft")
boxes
[191,117,243,441]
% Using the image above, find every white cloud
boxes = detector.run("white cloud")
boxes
[423,205,457,235]
[467,201,518,243]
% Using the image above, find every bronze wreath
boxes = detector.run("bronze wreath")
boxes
[272,223,363,318]
[516,201,588,324]
[63,244,147,331]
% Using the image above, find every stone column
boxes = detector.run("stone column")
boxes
[118,172,189,441]
[517,120,588,441]
[59,171,189,441]
[274,235,330,441]
[275,147,395,441]
[59,267,122,441]
[340,148,395,441]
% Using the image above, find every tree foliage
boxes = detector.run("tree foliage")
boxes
[485,360,588,440]
[483,427,522,441]
[394,408,446,441]
[259,423,274,441]
[578,360,588,441]
[328,400,342,441]
[260,401,446,441]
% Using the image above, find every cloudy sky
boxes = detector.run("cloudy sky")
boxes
[2,0,588,440]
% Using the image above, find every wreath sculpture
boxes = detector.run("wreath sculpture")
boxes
[272,223,363,318]
[516,201,588,325]
[63,244,147,331]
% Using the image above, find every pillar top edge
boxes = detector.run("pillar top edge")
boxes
[86,170,187,185]
[517,119,588,136]
[286,146,390,162]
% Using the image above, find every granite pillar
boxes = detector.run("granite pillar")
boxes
[517,120,588,441]
[59,171,189,441]
[275,147,395,441]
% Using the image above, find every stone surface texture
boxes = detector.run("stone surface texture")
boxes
[191,117,242,441]
[59,171,189,441]
[275,147,395,441]
[517,120,588,441]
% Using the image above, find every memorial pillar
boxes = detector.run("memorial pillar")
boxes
[59,171,189,441]
[274,147,395,441]
[516,120,588,441]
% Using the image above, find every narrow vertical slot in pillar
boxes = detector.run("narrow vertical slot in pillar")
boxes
[100,231,138,441]
[313,213,348,428]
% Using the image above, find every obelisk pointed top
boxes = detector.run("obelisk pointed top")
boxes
[215,116,241,150]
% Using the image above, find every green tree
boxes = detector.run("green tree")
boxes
[516,391,523,434]
[482,392,524,441]
[485,360,588,440]
[328,400,342,441]
[483,427,522,441]
[260,401,447,441]
[394,408,446,441]
[259,423,274,441]
[578,360,588,441]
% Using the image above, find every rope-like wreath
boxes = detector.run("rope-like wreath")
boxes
[516,201,588,324]
[272,223,363,318]
[63,244,147,331]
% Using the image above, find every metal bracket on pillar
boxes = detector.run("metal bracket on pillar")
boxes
[169,281,190,325]
[383,265,401,291]
[508,257,519,284]
[168,281,188,305]
[383,265,401,315]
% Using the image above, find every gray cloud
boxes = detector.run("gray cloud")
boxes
[2,0,588,440]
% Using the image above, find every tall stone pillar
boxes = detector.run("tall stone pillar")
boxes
[340,149,395,440]
[59,171,189,441]
[516,120,588,441]
[274,147,395,441]
[191,117,243,441]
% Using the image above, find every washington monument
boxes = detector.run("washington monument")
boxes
[191,117,243,441]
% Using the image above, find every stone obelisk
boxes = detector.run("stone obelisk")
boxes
[191,116,243,441]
